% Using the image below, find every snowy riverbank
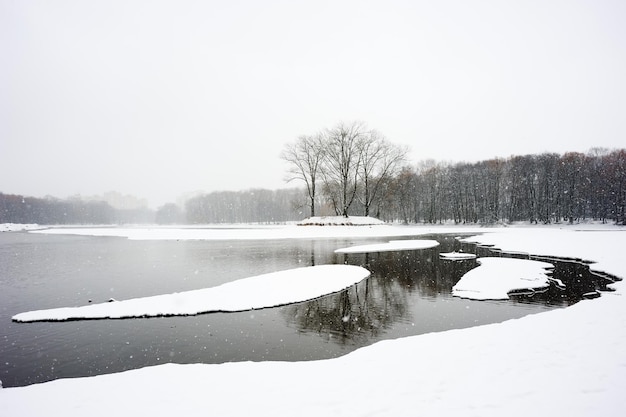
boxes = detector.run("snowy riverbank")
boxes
[0,223,41,232]
[1,224,625,416]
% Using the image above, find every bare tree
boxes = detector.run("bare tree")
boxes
[505,155,538,223]
[607,149,626,225]
[418,160,447,224]
[281,134,326,218]
[535,153,559,223]
[322,121,368,217]
[358,130,408,217]
[559,152,586,223]
[388,166,418,223]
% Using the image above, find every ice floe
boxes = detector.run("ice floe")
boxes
[12,265,370,322]
[439,251,477,260]
[452,257,554,300]
[335,239,440,253]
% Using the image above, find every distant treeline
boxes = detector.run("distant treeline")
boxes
[0,189,305,225]
[383,149,625,225]
[185,189,305,223]
[2,149,625,225]
[0,194,155,225]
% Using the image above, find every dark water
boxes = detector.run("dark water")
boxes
[0,230,606,387]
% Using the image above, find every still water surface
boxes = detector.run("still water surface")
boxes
[0,230,595,387]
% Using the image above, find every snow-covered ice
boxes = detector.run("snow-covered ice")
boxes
[452,257,553,300]
[12,265,370,322]
[335,239,439,253]
[439,251,477,260]
[2,224,626,416]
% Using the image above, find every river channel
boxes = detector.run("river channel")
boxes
[0,230,605,387]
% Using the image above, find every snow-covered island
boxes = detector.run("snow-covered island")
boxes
[297,215,386,226]
[2,223,625,416]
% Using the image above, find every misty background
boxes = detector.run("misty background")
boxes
[1,0,625,209]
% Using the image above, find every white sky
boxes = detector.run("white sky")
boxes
[1,0,625,208]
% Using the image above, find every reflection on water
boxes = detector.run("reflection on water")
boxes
[0,232,611,388]
[283,244,478,347]
[282,235,617,348]
[462,239,620,304]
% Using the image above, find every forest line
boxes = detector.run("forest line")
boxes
[1,148,625,225]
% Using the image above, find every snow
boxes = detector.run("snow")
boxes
[297,215,386,226]
[452,257,553,300]
[439,251,477,260]
[335,239,439,253]
[30,222,412,241]
[2,224,626,416]
[0,223,40,232]
[12,265,370,322]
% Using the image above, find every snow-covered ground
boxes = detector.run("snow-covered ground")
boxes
[0,223,40,232]
[29,218,412,240]
[297,215,386,226]
[2,223,625,416]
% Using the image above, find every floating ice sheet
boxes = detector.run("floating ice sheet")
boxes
[12,265,370,322]
[439,252,477,260]
[452,257,553,300]
[335,239,440,253]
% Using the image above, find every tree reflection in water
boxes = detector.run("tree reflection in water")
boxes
[282,236,477,346]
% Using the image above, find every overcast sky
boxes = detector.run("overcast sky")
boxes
[2,0,625,208]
